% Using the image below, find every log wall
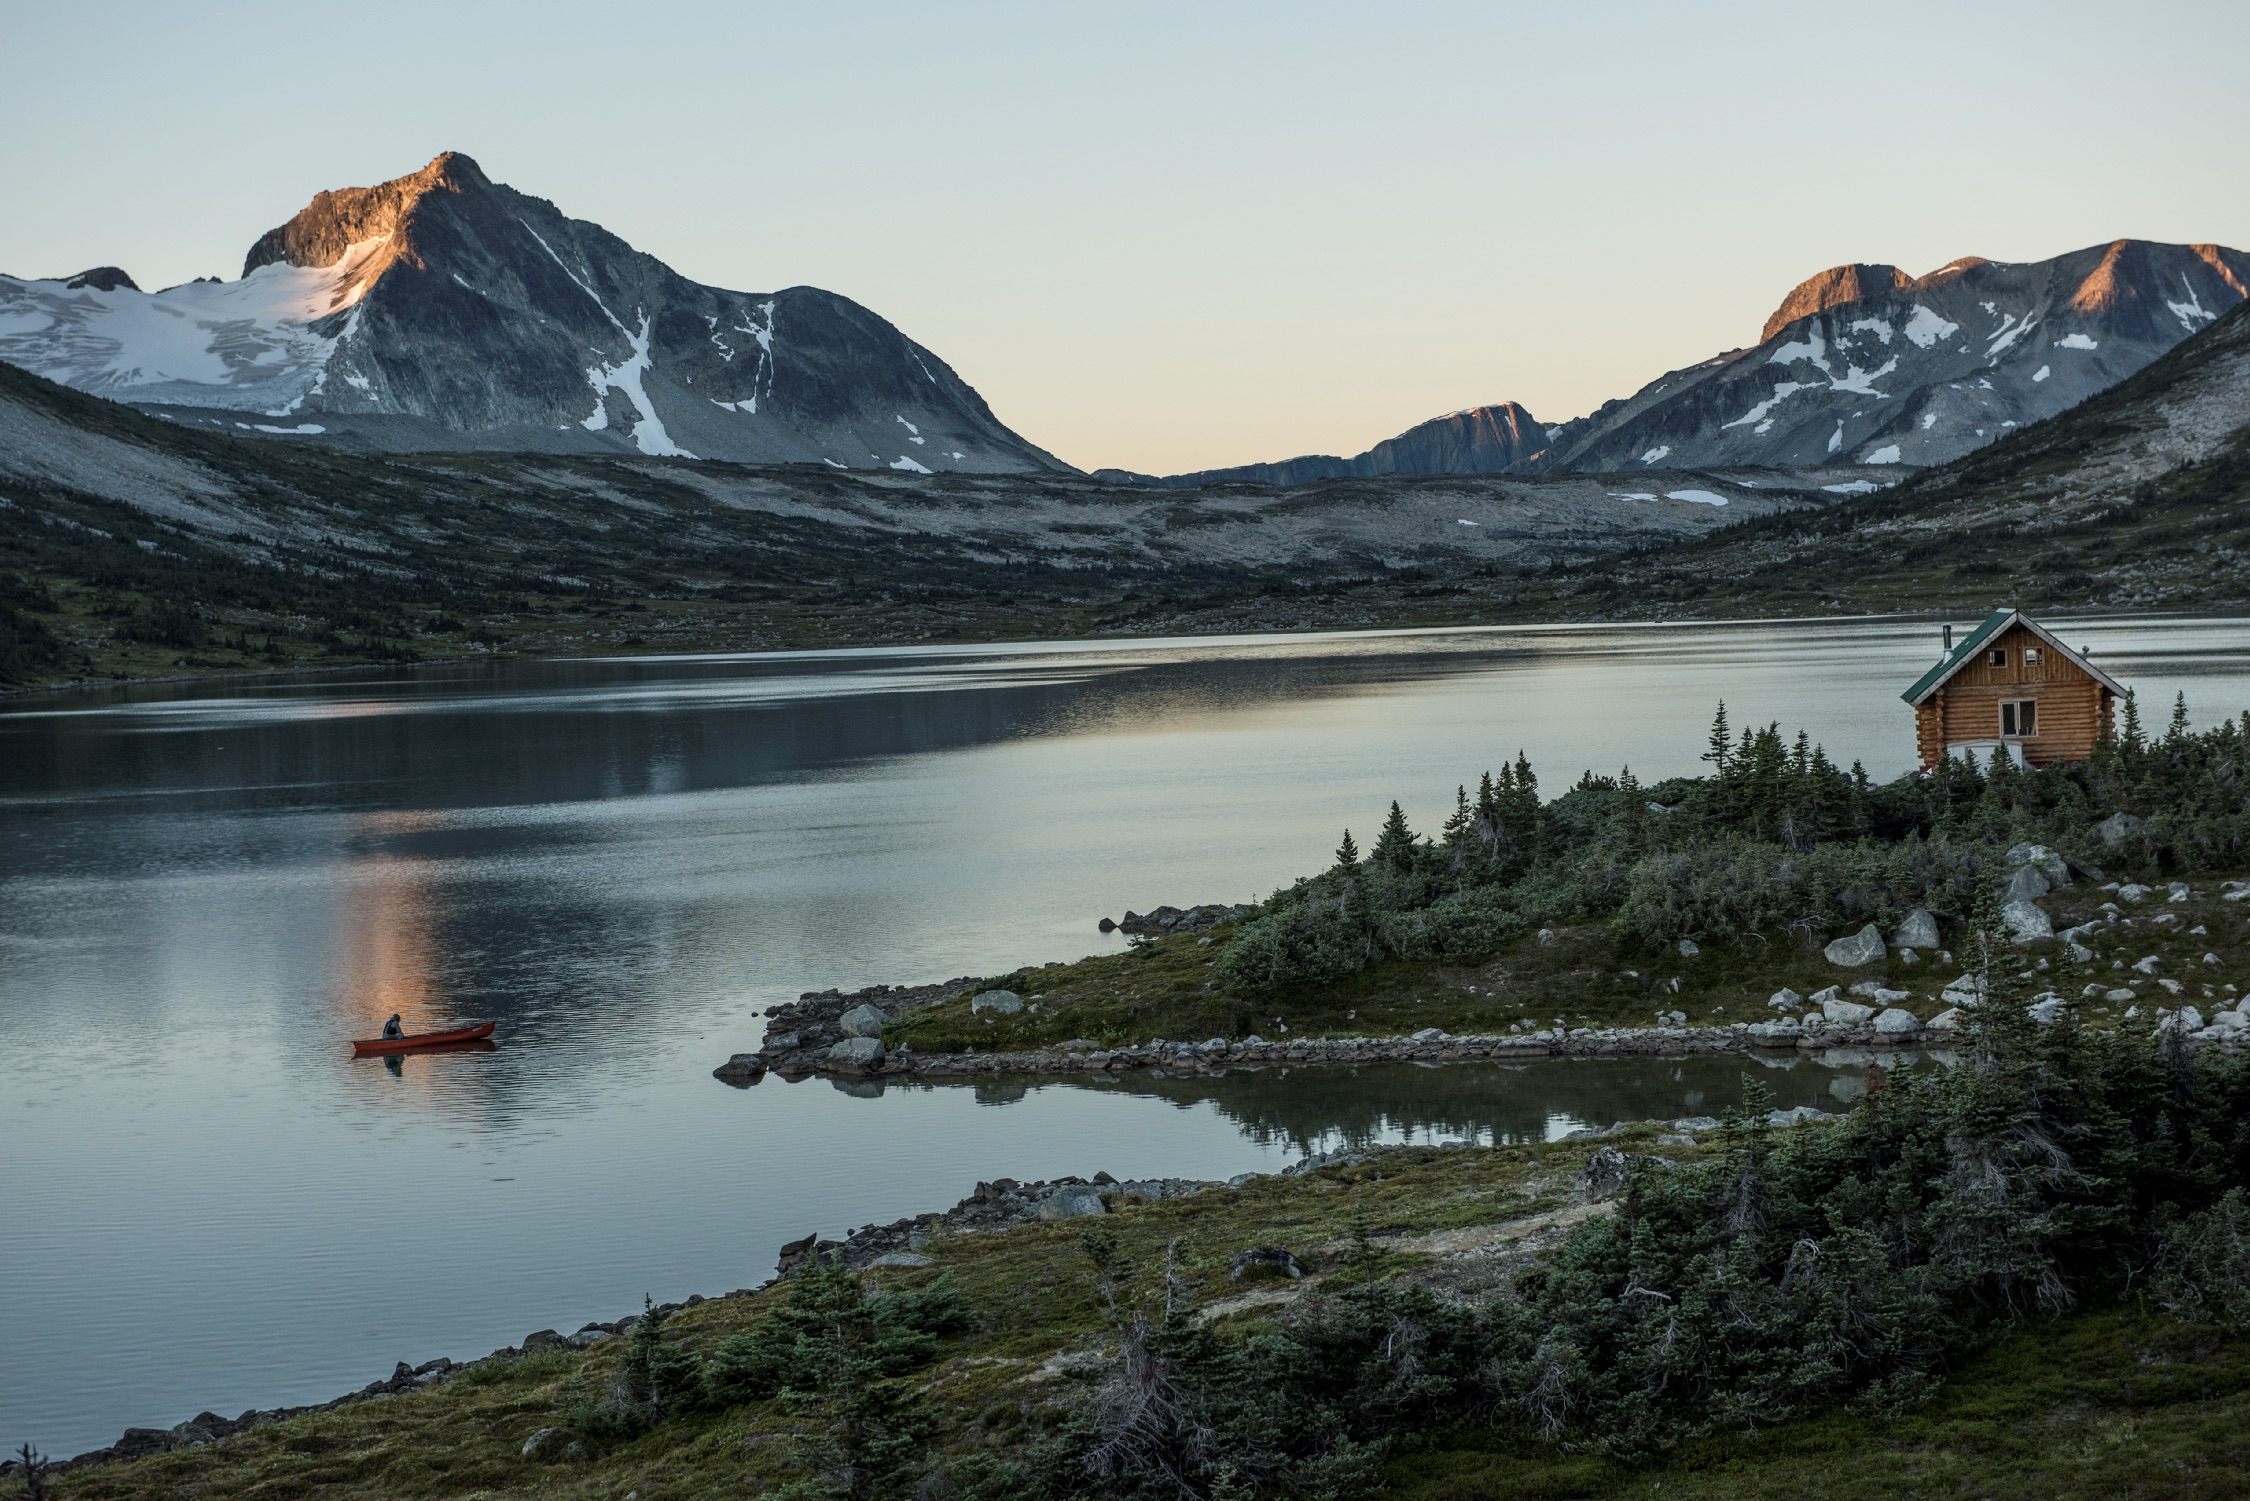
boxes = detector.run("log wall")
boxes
[1912,623,2114,766]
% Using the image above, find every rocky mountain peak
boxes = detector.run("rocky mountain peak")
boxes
[241,152,489,276]
[62,267,138,292]
[1760,263,1915,343]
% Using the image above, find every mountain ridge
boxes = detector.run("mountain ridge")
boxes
[0,152,1067,474]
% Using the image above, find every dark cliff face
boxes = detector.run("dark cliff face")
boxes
[0,152,1065,473]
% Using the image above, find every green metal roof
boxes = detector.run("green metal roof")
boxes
[1901,609,2013,705]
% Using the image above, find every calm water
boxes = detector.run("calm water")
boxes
[7,615,2250,1453]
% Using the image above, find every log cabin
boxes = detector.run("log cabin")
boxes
[1903,608,2125,768]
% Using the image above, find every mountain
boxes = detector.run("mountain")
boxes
[0,153,1065,473]
[1106,239,2249,487]
[1098,402,1552,488]
[1533,293,2250,619]
[1543,239,2249,473]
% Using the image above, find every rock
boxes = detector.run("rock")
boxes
[521,1329,566,1353]
[1665,1009,1687,1026]
[1892,908,1941,950]
[869,1251,935,1268]
[1411,1026,1449,1042]
[712,1053,766,1084]
[1809,985,1842,1005]
[522,1427,586,1463]
[2027,997,2067,1024]
[1537,927,1557,945]
[825,1037,886,1072]
[838,1004,887,1038]
[1677,938,1700,957]
[2118,883,2153,904]
[2206,953,2226,968]
[2005,843,2071,884]
[2105,987,2138,1002]
[1927,1007,1964,1030]
[1228,1246,1305,1281]
[1098,916,1117,932]
[2133,954,2162,975]
[1822,996,1875,1025]
[2002,900,2054,941]
[2005,865,2052,904]
[1872,1007,1921,1034]
[971,990,1024,1016]
[2096,812,2144,847]
[1036,1186,1107,1219]
[1768,987,1804,1012]
[1580,1146,1631,1200]
[2066,940,2096,963]
[2168,882,2191,902]
[1823,924,1886,967]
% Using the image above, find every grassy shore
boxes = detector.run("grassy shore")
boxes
[887,873,2247,1058]
[45,1127,2250,1500]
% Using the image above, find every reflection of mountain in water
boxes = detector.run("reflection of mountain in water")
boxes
[895,1055,1889,1156]
[0,639,1570,814]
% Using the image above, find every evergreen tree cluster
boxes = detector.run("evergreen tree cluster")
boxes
[1216,695,2250,992]
[1025,985,2250,1497]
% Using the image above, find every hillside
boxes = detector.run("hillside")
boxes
[0,359,1822,688]
[1540,295,2250,618]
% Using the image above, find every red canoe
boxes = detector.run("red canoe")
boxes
[352,1021,496,1057]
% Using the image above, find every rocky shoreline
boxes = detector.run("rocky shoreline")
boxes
[715,975,1972,1088]
[17,1103,1816,1482]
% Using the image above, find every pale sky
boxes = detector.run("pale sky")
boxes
[5,0,2246,474]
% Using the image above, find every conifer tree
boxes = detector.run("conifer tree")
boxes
[1703,702,1732,771]
[1372,800,1416,872]
[2121,689,2144,757]
[1334,829,1359,870]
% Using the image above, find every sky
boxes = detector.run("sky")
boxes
[4,0,2247,474]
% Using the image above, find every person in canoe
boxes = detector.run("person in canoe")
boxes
[381,1014,405,1041]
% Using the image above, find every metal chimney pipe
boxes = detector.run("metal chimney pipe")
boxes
[1943,623,1953,656]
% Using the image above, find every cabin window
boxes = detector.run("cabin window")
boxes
[2024,647,2043,666]
[2001,699,2038,738]
[1986,648,2007,668]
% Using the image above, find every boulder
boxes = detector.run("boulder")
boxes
[2105,987,2138,1002]
[1872,1007,1921,1034]
[838,1004,887,1038]
[1580,1146,1630,1200]
[1926,1007,1964,1030]
[1767,987,1804,1012]
[869,1252,936,1268]
[2096,812,2144,847]
[711,1053,766,1085]
[2026,997,2067,1024]
[971,989,1024,1015]
[1677,938,1700,957]
[521,1329,566,1353]
[1808,985,1842,1006]
[1228,1246,1306,1282]
[2001,900,2054,941]
[825,1037,886,1073]
[2005,843,2071,885]
[2117,884,2153,904]
[522,1427,586,1463]
[1823,996,1876,1025]
[1411,1027,1449,1042]
[1891,909,1941,950]
[1823,924,1887,967]
[2005,865,2052,904]
[1037,1186,1107,1220]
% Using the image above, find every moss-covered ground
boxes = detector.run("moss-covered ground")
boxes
[890,878,2250,1056]
[49,1129,2250,1499]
